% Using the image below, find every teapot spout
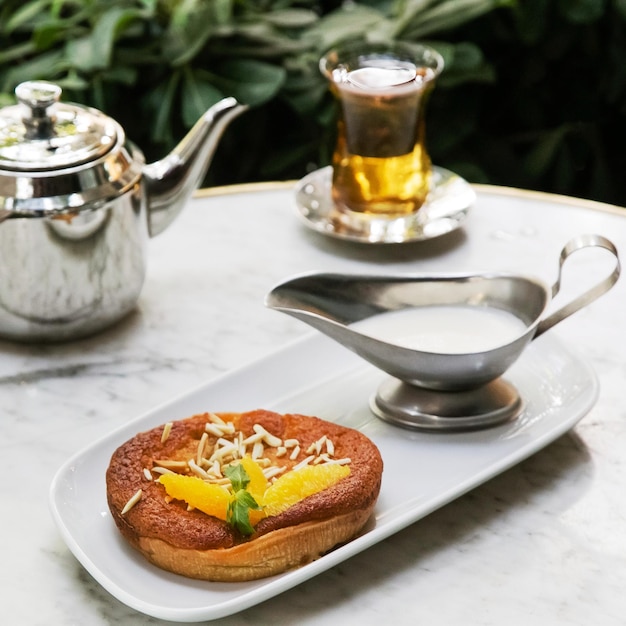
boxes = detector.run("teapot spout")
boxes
[144,97,247,236]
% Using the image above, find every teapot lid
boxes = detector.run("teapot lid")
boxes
[0,81,118,170]
[0,81,143,214]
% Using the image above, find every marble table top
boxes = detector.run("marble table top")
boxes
[4,180,626,625]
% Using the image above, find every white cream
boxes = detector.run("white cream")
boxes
[351,305,528,354]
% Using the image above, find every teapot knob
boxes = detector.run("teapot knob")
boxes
[15,81,62,140]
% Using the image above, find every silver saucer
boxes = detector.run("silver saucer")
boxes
[370,377,524,432]
[294,165,475,244]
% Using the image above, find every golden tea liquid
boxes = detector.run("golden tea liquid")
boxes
[329,59,438,216]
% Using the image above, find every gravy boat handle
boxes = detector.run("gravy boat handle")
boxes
[535,234,620,338]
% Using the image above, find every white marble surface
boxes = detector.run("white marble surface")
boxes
[4,181,626,625]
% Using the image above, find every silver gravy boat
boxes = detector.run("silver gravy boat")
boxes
[266,234,620,431]
[0,81,247,342]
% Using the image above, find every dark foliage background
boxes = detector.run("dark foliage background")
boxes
[1,0,625,206]
[440,0,626,206]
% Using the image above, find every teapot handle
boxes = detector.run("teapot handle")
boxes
[535,234,620,338]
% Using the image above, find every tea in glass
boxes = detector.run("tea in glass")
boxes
[320,42,444,217]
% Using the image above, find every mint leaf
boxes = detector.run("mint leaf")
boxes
[228,489,261,536]
[224,462,250,492]
[224,463,261,536]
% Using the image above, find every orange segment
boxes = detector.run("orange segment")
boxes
[157,461,351,529]
[262,463,350,517]
[158,473,230,521]
[238,456,269,503]
[237,456,268,525]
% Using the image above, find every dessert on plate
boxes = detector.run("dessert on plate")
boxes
[106,409,383,581]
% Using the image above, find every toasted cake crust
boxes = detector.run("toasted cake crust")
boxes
[106,409,383,580]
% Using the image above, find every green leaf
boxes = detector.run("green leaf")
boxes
[263,8,319,28]
[389,0,443,37]
[282,82,327,115]
[164,0,233,66]
[55,71,89,91]
[64,7,142,71]
[64,36,94,71]
[3,0,51,33]
[50,0,83,20]
[558,0,606,23]
[99,65,139,86]
[1,49,67,91]
[400,0,509,39]
[212,0,233,24]
[433,41,495,87]
[0,41,37,65]
[224,462,250,492]
[302,4,386,53]
[145,71,181,145]
[33,21,67,51]
[210,59,287,106]
[226,21,311,56]
[227,490,260,536]
[181,69,224,127]
[224,463,260,536]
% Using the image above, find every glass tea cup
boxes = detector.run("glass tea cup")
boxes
[320,42,444,220]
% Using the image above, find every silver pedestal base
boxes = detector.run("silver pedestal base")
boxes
[370,377,524,432]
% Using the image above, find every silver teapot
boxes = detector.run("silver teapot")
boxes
[0,81,247,342]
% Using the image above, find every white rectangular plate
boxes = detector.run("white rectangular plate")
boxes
[49,332,597,622]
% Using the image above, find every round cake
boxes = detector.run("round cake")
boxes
[106,409,383,581]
